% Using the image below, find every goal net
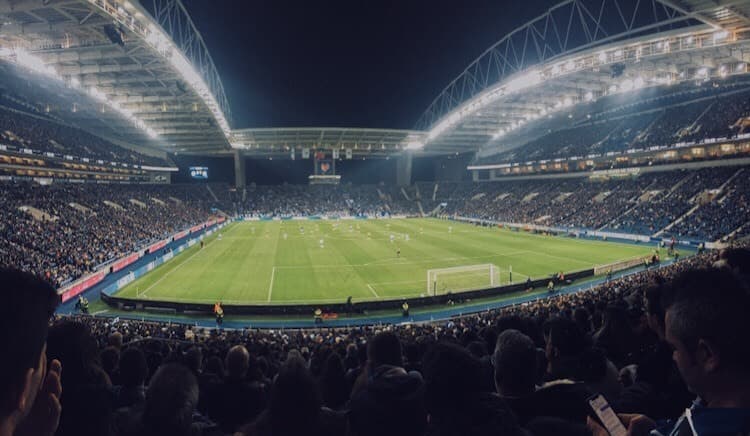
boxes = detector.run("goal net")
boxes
[427,264,500,296]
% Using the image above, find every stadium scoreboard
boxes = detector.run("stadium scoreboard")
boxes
[189,166,209,180]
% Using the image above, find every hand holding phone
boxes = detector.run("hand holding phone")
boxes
[589,394,628,436]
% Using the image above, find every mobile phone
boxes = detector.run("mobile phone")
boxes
[588,393,628,436]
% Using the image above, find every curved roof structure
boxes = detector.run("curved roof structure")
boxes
[3,0,750,161]
[0,0,231,153]
[416,0,750,157]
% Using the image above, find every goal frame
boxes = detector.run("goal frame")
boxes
[426,263,500,296]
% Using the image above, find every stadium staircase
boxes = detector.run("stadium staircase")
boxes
[18,205,56,222]
[655,168,745,238]
[400,187,411,201]
[688,102,717,135]
[103,201,124,211]
[68,202,92,214]
[128,199,147,209]
[417,201,425,216]
[429,203,445,216]
[206,185,219,202]
[432,183,439,201]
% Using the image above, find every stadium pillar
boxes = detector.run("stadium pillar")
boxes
[234,151,246,188]
[397,152,413,186]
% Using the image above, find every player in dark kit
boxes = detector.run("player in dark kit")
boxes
[396,248,401,258]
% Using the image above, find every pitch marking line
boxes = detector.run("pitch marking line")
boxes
[366,283,380,299]
[267,266,276,302]
[139,224,238,297]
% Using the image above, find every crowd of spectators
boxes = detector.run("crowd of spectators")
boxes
[0,182,217,287]
[2,164,748,290]
[480,79,750,165]
[434,165,749,241]
[2,242,748,435]
[0,106,169,167]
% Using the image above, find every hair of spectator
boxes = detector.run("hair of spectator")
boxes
[367,331,403,368]
[143,363,199,434]
[0,268,59,415]
[666,268,750,370]
[494,329,538,397]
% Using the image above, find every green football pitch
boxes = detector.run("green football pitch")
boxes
[115,218,654,305]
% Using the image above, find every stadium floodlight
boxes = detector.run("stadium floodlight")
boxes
[620,79,634,92]
[598,52,607,63]
[584,91,594,102]
[405,141,424,150]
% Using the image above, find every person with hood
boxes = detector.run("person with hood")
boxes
[348,331,426,436]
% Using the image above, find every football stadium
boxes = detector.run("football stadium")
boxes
[1,0,750,435]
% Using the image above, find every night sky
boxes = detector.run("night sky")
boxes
[181,0,553,130]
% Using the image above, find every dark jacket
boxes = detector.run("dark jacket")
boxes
[348,365,426,436]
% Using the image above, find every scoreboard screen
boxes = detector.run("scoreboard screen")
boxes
[189,166,209,180]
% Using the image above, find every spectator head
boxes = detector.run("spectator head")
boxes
[665,268,750,406]
[143,363,199,435]
[493,329,537,397]
[119,347,148,388]
[100,346,119,379]
[543,317,588,361]
[269,355,321,436]
[108,331,123,349]
[225,345,249,379]
[367,331,402,369]
[184,346,202,374]
[46,321,103,385]
[204,356,223,377]
[714,247,750,281]
[0,269,59,428]
[422,342,483,415]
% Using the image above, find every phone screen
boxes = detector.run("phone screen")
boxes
[589,394,628,436]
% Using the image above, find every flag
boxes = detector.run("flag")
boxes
[345,148,353,159]
[290,148,295,160]
[302,148,310,159]
[333,149,340,159]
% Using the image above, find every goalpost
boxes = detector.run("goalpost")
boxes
[426,263,500,296]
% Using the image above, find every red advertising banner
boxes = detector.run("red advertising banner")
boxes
[148,239,169,254]
[216,217,226,224]
[173,230,189,241]
[112,252,139,273]
[190,224,204,233]
[206,219,217,227]
[60,270,106,303]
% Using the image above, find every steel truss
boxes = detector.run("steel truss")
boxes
[413,0,750,134]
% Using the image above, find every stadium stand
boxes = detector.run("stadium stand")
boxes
[0,106,170,167]
[477,79,750,165]
[2,164,749,290]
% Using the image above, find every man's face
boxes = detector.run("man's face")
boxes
[665,311,702,396]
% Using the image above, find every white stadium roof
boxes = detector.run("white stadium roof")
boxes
[2,0,750,159]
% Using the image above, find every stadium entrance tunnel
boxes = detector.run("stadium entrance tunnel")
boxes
[100,268,594,317]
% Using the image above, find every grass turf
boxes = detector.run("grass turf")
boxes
[115,218,654,305]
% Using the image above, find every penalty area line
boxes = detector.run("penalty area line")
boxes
[267,266,276,302]
[366,283,380,299]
